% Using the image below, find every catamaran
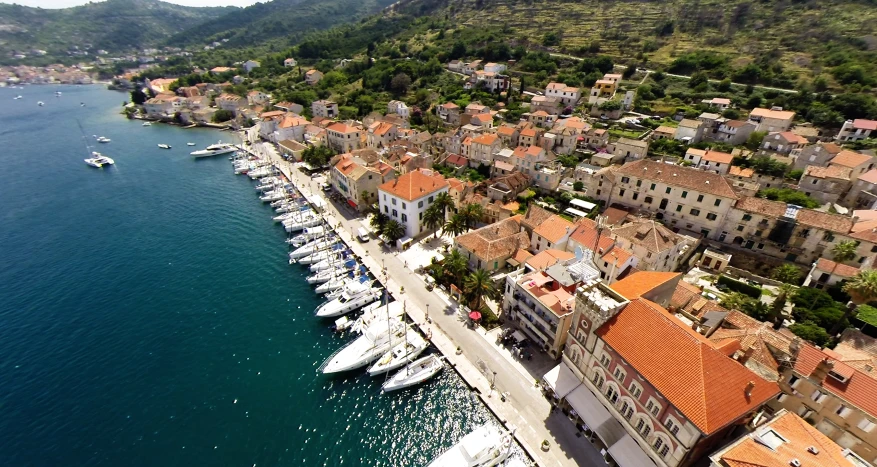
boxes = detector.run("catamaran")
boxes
[320,319,406,374]
[425,424,513,466]
[314,281,382,318]
[368,327,429,376]
[382,354,444,392]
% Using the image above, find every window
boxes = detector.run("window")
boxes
[789,375,799,388]
[697,194,704,202]
[392,209,398,217]
[706,213,717,221]
[650,183,656,191]
[644,196,653,204]
[620,401,634,420]
[646,399,661,416]
[811,390,828,403]
[621,176,630,183]
[636,180,642,187]
[653,437,664,452]
[636,418,651,437]
[714,199,721,207]
[824,232,835,242]
[736,225,744,231]
[837,405,853,418]
[629,382,643,399]
[392,198,397,205]
[742,214,752,221]
[401,213,408,222]
[681,191,688,199]
[659,445,670,458]
[665,419,680,436]
[665,187,671,194]
[419,212,423,220]
[613,367,626,382]
[606,386,619,403]
[428,196,434,203]
[619,189,626,197]
[858,419,876,433]
[755,230,763,237]
[402,202,407,209]
[777,394,789,402]
[633,193,639,201]
[418,200,424,208]
[690,208,701,216]
[600,354,610,367]
[384,206,389,214]
[675,205,682,212]
[592,372,605,389]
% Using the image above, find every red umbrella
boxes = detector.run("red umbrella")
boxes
[469,311,482,320]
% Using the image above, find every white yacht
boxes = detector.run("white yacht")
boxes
[96,136,111,143]
[320,319,406,374]
[190,141,237,158]
[314,282,381,318]
[368,328,429,376]
[261,189,289,203]
[350,301,402,334]
[187,142,196,146]
[283,213,321,233]
[38,101,44,106]
[306,259,357,284]
[314,275,349,294]
[14,95,22,99]
[382,354,444,392]
[295,244,347,265]
[275,201,306,214]
[289,237,339,260]
[288,226,327,246]
[157,144,171,149]
[425,424,513,467]
[308,251,352,272]
[142,122,152,126]
[84,152,115,168]
[274,208,311,223]
[248,166,275,179]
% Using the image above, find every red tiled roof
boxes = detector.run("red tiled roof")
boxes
[497,126,517,136]
[775,131,808,145]
[616,159,738,199]
[378,169,448,201]
[445,154,469,167]
[815,258,860,278]
[830,150,873,168]
[525,249,575,270]
[472,133,499,145]
[750,108,795,121]
[852,119,877,131]
[610,271,681,300]
[734,197,854,233]
[804,165,852,180]
[702,150,734,164]
[794,343,877,417]
[597,298,780,434]
[533,215,574,244]
[858,169,877,185]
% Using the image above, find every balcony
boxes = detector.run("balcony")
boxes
[518,298,559,329]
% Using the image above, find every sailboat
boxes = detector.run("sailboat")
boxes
[367,327,429,376]
[381,354,444,392]
[79,119,114,168]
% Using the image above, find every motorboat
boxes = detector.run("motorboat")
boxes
[295,243,347,265]
[187,142,196,146]
[38,101,44,106]
[288,237,340,260]
[320,319,406,373]
[84,152,115,168]
[283,213,321,233]
[306,259,357,284]
[350,301,403,335]
[96,136,111,143]
[425,424,513,467]
[142,122,152,126]
[84,156,104,168]
[190,141,237,158]
[255,177,282,191]
[368,328,429,376]
[55,91,62,96]
[158,144,171,149]
[287,226,327,246]
[14,95,22,100]
[382,354,444,392]
[314,282,381,318]
[275,201,307,214]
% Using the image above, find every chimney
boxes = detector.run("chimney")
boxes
[812,358,834,383]
[745,381,755,397]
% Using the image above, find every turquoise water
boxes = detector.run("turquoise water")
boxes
[0,85,508,466]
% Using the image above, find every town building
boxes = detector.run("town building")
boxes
[791,143,843,171]
[761,131,808,155]
[387,100,410,119]
[242,60,260,72]
[748,108,795,133]
[311,100,338,119]
[611,219,693,272]
[800,165,852,205]
[326,122,362,153]
[454,216,530,272]
[803,258,861,289]
[330,152,395,211]
[683,148,734,175]
[845,169,877,209]
[378,169,450,239]
[437,102,461,126]
[837,119,877,143]
[714,120,756,146]
[674,119,705,144]
[546,82,581,107]
[304,69,323,85]
[284,58,297,67]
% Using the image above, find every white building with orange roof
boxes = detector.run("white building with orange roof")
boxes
[330,153,396,212]
[748,107,796,133]
[845,168,877,209]
[530,213,575,253]
[366,121,398,149]
[550,271,780,467]
[246,90,269,106]
[216,93,247,113]
[837,119,877,143]
[611,218,692,272]
[803,258,861,289]
[546,82,581,106]
[378,169,450,238]
[272,114,309,143]
[693,149,733,175]
[830,150,876,182]
[761,131,808,155]
[800,165,852,205]
[143,93,182,118]
[437,102,461,125]
[469,133,501,166]
[304,69,323,86]
[326,122,362,153]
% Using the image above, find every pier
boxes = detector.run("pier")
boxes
[239,135,607,467]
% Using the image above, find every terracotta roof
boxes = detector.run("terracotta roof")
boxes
[711,98,731,105]
[610,272,681,300]
[858,169,877,184]
[525,145,544,157]
[278,115,308,129]
[852,119,877,131]
[441,102,459,109]
[445,154,469,167]
[597,297,780,434]
[521,205,555,231]
[654,125,676,134]
[734,197,855,233]
[714,411,859,467]
[616,159,738,199]
[497,125,517,136]
[774,131,808,145]
[569,218,615,253]
[612,219,683,254]
[709,321,793,380]
[533,215,574,244]
[378,169,449,201]
[830,150,873,168]
[803,165,852,180]
[702,149,734,164]
[850,219,877,243]
[334,158,357,176]
[531,110,549,117]
[455,217,530,262]
[750,108,795,121]
[327,122,359,134]
[794,343,877,417]
[815,258,860,278]
[520,128,537,137]
[524,249,575,270]
[724,120,749,128]
[601,245,632,267]
[520,270,577,317]
[471,113,493,124]
[602,207,629,226]
[729,166,755,178]
[472,133,499,145]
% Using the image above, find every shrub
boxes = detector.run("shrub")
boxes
[718,275,762,299]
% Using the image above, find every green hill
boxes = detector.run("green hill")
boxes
[164,0,400,49]
[0,0,236,60]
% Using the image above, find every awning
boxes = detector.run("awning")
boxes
[542,364,581,398]
[565,385,626,446]
[511,330,526,343]
[607,434,657,467]
[569,198,597,211]
[507,258,521,267]
[564,207,589,218]
[347,199,357,208]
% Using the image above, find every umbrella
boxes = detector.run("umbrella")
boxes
[469,311,482,320]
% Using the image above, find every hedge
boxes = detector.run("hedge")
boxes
[717,275,762,299]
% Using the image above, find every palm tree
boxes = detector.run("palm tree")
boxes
[461,203,484,229]
[769,283,795,330]
[433,191,455,217]
[443,214,468,238]
[423,204,445,239]
[464,269,498,312]
[382,219,405,244]
[832,240,859,263]
[370,212,388,232]
[834,269,877,335]
[443,249,469,285]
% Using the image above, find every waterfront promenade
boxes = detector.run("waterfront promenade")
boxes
[246,136,606,467]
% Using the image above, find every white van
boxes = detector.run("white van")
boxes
[357,227,370,242]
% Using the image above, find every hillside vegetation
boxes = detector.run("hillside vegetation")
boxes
[0,0,235,61]
[164,0,399,49]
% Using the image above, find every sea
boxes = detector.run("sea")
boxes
[0,85,515,466]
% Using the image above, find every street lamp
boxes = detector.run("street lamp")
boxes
[488,371,498,397]
[426,303,431,323]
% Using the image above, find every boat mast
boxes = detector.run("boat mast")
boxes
[76,118,93,157]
